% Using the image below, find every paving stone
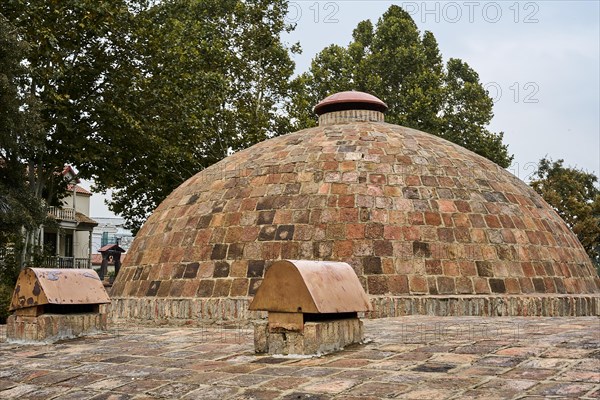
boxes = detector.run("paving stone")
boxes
[219,374,273,387]
[553,370,600,382]
[389,351,431,361]
[55,373,105,388]
[279,392,331,400]
[362,359,413,371]
[233,388,280,400]
[53,390,102,400]
[501,367,557,380]
[411,362,457,373]
[155,369,195,381]
[324,358,372,368]
[429,352,478,365]
[455,345,503,354]
[291,367,339,377]
[218,364,265,374]
[478,378,538,391]
[249,366,299,376]
[397,388,458,399]
[520,357,573,369]
[181,385,240,400]
[529,382,597,396]
[541,347,593,359]
[378,372,424,384]
[574,358,600,371]
[347,381,407,397]
[423,376,482,390]
[259,377,309,390]
[587,387,600,398]
[177,371,230,385]
[114,379,166,393]
[350,350,395,360]
[250,357,289,365]
[329,369,383,380]
[0,383,39,397]
[147,382,199,398]
[27,371,82,385]
[89,393,133,400]
[334,396,379,400]
[457,389,516,400]
[101,355,139,364]
[474,356,524,368]
[188,361,229,371]
[301,378,358,394]
[0,317,599,400]
[17,385,69,400]
[495,346,544,357]
[0,378,16,391]
[84,378,129,391]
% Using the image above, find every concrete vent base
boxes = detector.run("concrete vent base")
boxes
[7,313,108,344]
[254,318,365,356]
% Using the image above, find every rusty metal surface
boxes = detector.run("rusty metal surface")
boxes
[10,268,111,311]
[249,260,371,314]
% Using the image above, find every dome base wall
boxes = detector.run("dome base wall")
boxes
[107,294,600,325]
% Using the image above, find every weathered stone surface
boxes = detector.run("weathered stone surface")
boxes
[0,316,599,399]
[6,313,107,343]
[110,99,599,324]
[105,294,599,326]
[254,319,365,356]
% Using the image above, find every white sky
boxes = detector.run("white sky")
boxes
[86,0,600,218]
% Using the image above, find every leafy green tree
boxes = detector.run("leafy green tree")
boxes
[289,5,512,167]
[3,0,298,235]
[84,0,298,233]
[0,14,47,264]
[0,14,44,320]
[530,158,600,267]
[1,1,132,259]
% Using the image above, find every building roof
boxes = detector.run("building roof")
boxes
[76,212,98,227]
[91,253,127,266]
[99,244,126,253]
[91,254,103,266]
[62,165,80,183]
[111,92,599,319]
[67,184,92,196]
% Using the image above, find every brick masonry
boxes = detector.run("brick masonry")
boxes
[318,109,384,126]
[106,294,600,325]
[110,117,600,322]
[6,313,108,343]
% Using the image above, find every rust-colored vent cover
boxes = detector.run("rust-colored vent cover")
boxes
[10,268,111,311]
[314,91,388,115]
[249,260,372,314]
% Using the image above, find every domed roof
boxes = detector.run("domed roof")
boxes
[111,92,599,320]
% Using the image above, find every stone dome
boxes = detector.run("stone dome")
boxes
[111,92,599,322]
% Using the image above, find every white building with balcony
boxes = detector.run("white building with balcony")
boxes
[42,167,97,268]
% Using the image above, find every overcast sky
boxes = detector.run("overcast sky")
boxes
[86,0,599,218]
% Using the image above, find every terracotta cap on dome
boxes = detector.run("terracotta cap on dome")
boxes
[314,91,388,116]
[314,91,387,126]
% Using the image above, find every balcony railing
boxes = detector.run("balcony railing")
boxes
[48,206,76,221]
[39,256,91,269]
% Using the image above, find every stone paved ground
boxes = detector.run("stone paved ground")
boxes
[0,316,599,399]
